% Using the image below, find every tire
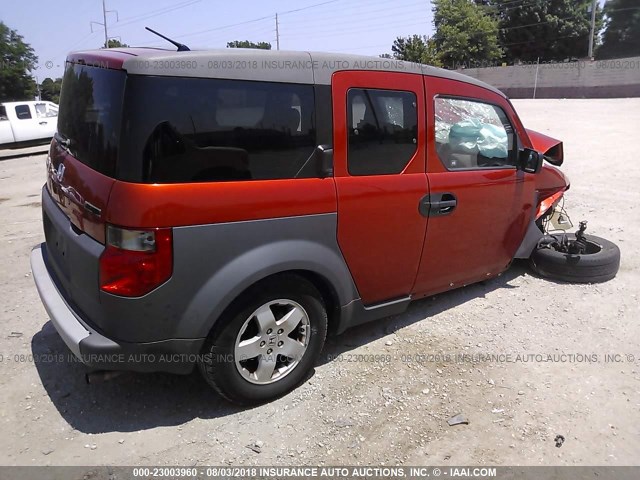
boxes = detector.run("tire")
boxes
[530,234,620,283]
[198,274,327,406]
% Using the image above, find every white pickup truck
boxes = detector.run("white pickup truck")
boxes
[0,101,58,148]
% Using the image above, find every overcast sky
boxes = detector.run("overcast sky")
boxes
[3,0,605,81]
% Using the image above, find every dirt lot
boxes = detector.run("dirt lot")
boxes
[0,99,638,467]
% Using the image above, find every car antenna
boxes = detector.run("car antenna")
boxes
[145,27,190,51]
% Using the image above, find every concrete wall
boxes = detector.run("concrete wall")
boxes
[456,57,640,98]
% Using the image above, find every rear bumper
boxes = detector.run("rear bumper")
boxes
[30,244,203,374]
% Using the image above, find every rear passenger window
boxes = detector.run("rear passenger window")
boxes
[347,88,417,176]
[15,105,32,120]
[121,77,316,183]
[435,97,516,170]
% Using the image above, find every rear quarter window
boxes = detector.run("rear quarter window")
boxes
[120,76,317,183]
[57,63,125,177]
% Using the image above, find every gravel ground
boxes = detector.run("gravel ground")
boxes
[0,99,638,467]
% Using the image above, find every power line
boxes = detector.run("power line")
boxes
[278,0,391,18]
[333,43,393,52]
[38,30,99,69]
[134,21,275,47]
[278,1,428,29]
[280,13,429,37]
[496,0,529,7]
[498,6,640,33]
[110,0,201,30]
[283,19,429,40]
[502,33,581,47]
[278,0,341,16]
[167,15,274,40]
[179,0,345,40]
[133,0,381,45]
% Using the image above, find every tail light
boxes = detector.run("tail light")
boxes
[99,225,173,297]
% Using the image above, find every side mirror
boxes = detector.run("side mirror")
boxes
[517,148,543,174]
[315,144,333,178]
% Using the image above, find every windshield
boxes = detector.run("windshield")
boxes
[57,63,125,177]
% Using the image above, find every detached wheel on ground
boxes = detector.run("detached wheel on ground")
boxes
[199,274,327,406]
[530,233,620,283]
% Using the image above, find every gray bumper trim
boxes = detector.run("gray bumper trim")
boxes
[30,244,90,359]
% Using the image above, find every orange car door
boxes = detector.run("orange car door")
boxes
[332,71,428,305]
[413,76,536,297]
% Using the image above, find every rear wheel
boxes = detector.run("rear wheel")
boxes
[530,233,620,283]
[199,275,327,405]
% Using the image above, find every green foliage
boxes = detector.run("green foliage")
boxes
[0,21,38,101]
[598,0,640,59]
[106,39,129,48]
[226,40,272,50]
[391,34,442,66]
[40,77,62,104]
[432,0,503,67]
[497,0,602,62]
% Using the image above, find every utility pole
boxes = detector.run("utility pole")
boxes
[588,0,597,59]
[275,13,280,50]
[90,0,118,48]
[102,0,108,48]
[533,57,540,99]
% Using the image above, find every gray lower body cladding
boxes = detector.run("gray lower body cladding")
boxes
[34,186,362,373]
[31,244,203,374]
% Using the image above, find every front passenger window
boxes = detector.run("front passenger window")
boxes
[435,97,516,170]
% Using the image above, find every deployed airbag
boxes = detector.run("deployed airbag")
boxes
[448,119,509,159]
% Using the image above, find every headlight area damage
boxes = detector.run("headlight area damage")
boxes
[521,129,620,283]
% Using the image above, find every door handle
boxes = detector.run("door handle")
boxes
[419,193,457,217]
[39,121,48,125]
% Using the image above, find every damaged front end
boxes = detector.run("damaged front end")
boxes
[515,130,620,283]
[514,129,571,258]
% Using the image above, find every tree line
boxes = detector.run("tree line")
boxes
[1,0,638,101]
[388,0,636,67]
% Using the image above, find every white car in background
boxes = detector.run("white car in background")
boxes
[0,101,58,148]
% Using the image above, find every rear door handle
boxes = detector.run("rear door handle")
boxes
[39,121,48,125]
[419,193,457,217]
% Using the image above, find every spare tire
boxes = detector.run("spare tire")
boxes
[530,234,620,283]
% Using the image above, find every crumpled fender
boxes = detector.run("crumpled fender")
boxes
[536,189,564,220]
[526,129,564,166]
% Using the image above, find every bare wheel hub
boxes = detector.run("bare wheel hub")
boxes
[234,299,310,385]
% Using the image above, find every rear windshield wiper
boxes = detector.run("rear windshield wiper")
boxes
[54,132,72,152]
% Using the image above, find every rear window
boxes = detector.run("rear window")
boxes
[119,76,317,183]
[57,63,125,177]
